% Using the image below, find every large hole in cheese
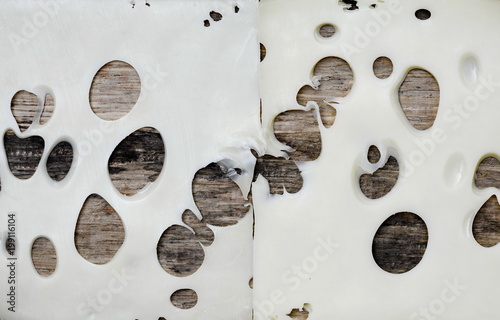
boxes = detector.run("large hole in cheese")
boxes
[372,212,428,274]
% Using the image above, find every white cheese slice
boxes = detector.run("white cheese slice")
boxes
[0,1,260,319]
[255,0,500,319]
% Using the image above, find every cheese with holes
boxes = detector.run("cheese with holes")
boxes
[254,0,500,319]
[0,1,260,319]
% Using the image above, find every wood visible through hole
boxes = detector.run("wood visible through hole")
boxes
[170,289,198,309]
[415,9,431,20]
[473,196,500,248]
[373,56,393,79]
[46,141,73,182]
[41,93,54,125]
[4,130,45,180]
[108,127,165,196]
[11,90,38,132]
[31,237,57,277]
[260,43,266,62]
[209,11,223,21]
[273,110,321,161]
[253,155,303,195]
[318,24,335,38]
[475,156,500,189]
[192,163,249,227]
[74,194,125,265]
[89,60,141,121]
[359,156,399,199]
[287,305,310,320]
[339,0,359,10]
[296,56,353,128]
[399,68,440,130]
[372,212,428,274]
[367,145,381,164]
[157,225,205,277]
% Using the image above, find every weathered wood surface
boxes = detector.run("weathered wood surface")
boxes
[74,194,126,265]
[108,127,165,196]
[6,56,500,320]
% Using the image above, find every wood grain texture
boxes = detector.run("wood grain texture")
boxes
[359,155,399,199]
[399,68,440,130]
[192,163,249,226]
[473,195,500,248]
[475,156,500,189]
[373,56,393,80]
[10,90,58,131]
[296,56,353,128]
[4,130,44,180]
[46,141,73,182]
[108,126,165,196]
[273,110,321,162]
[170,288,198,309]
[90,60,141,121]
[157,224,205,277]
[318,24,336,38]
[5,56,499,318]
[74,194,125,265]
[31,237,57,277]
[253,155,303,194]
[11,90,38,132]
[287,307,310,320]
[372,212,428,274]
